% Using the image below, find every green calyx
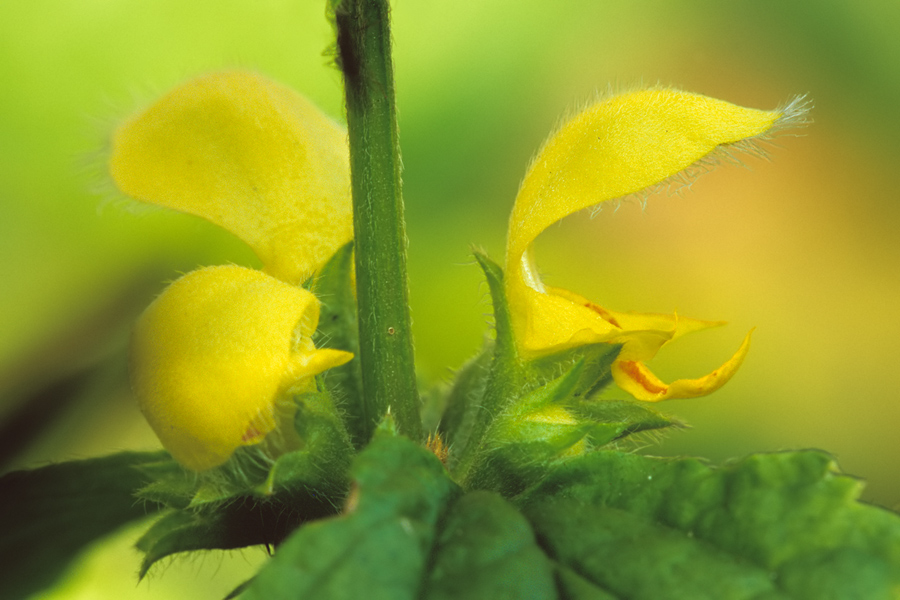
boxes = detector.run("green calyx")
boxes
[443,252,680,490]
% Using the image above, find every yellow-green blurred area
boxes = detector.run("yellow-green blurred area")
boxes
[2,1,899,597]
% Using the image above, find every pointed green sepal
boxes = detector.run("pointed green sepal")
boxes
[257,390,354,498]
[447,252,525,480]
[374,409,401,437]
[472,250,516,358]
[574,398,682,447]
[527,341,620,400]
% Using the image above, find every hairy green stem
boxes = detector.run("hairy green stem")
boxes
[335,0,423,441]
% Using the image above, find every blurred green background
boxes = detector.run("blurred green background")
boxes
[2,0,900,597]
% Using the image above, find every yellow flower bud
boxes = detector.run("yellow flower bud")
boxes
[130,265,352,471]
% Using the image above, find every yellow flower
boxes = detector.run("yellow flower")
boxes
[131,265,352,471]
[110,71,354,470]
[506,88,806,401]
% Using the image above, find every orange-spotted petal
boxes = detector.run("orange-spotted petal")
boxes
[611,330,753,402]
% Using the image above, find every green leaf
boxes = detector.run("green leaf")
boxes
[312,242,368,448]
[225,578,254,600]
[554,564,619,600]
[531,497,788,599]
[136,488,337,578]
[243,435,460,600]
[0,451,166,599]
[421,490,556,600]
[519,450,900,599]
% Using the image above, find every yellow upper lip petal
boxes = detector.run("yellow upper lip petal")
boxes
[506,88,790,271]
[109,70,353,285]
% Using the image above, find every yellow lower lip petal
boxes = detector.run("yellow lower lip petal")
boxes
[612,329,753,402]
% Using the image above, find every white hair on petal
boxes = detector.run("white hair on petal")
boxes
[589,91,813,217]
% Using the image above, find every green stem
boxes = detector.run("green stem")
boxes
[335,0,423,441]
